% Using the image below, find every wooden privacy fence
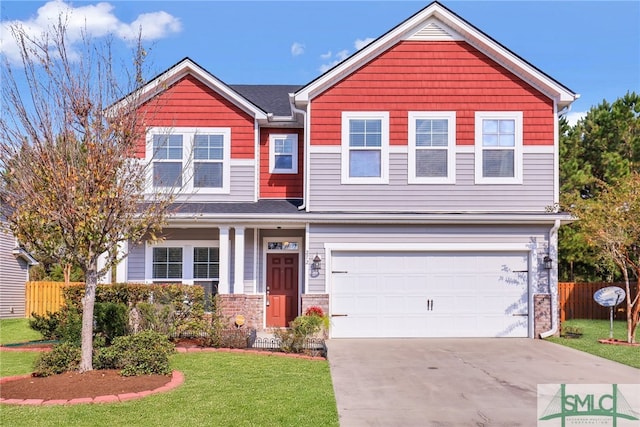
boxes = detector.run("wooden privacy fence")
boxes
[558,282,635,322]
[25,281,83,317]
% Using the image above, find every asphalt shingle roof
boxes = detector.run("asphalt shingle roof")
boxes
[230,85,302,116]
[172,199,304,215]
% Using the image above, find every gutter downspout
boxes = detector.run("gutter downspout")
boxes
[289,96,308,211]
[540,219,561,338]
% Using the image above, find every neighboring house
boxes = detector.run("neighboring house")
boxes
[0,216,37,319]
[117,2,578,338]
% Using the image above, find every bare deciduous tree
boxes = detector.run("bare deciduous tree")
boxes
[0,19,174,371]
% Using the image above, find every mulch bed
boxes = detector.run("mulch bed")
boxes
[0,370,171,400]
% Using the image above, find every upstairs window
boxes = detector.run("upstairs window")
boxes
[153,135,183,187]
[269,134,298,174]
[147,128,231,193]
[194,134,224,188]
[475,112,523,184]
[341,112,389,184]
[408,112,456,184]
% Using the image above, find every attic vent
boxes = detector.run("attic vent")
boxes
[409,21,461,41]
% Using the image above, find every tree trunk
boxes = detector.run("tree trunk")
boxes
[79,264,98,372]
[630,271,640,344]
[622,269,634,344]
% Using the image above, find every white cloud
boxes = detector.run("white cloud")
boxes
[354,37,374,50]
[291,42,305,56]
[319,49,351,73]
[0,0,181,64]
[565,111,586,127]
[318,36,373,73]
[320,50,332,60]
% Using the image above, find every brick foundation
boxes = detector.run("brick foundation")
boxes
[301,294,329,316]
[534,294,555,338]
[217,295,264,330]
[216,294,330,332]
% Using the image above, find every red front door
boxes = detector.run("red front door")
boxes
[266,253,299,327]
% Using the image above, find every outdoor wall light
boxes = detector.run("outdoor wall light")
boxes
[543,255,553,270]
[311,254,322,272]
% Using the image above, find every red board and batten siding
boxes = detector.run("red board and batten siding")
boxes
[135,75,255,158]
[259,128,304,199]
[310,41,554,146]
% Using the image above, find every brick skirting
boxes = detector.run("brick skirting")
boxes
[534,294,554,338]
[217,294,264,330]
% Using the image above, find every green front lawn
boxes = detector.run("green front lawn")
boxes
[0,318,339,427]
[0,318,43,345]
[547,319,640,369]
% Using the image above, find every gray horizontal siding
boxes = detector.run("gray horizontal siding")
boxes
[174,164,255,203]
[127,242,145,282]
[309,152,554,212]
[307,224,551,294]
[0,230,27,318]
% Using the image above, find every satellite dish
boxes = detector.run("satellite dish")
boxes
[593,286,626,308]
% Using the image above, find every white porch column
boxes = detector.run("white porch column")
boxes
[218,226,230,294]
[115,241,128,283]
[233,226,245,294]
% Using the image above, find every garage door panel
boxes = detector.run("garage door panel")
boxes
[331,251,529,338]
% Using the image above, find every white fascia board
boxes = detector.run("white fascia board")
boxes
[113,59,268,120]
[294,3,578,108]
[12,248,38,265]
[166,212,573,226]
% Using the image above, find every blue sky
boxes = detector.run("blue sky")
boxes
[1,1,638,124]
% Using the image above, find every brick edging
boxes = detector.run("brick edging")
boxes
[0,370,185,406]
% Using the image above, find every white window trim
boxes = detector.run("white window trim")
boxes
[146,127,231,194]
[474,111,523,184]
[269,133,298,174]
[341,111,390,184]
[145,240,219,285]
[408,111,456,184]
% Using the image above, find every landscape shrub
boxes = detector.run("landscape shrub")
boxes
[29,310,63,340]
[95,331,175,376]
[29,306,82,345]
[94,302,129,345]
[62,283,208,339]
[275,313,325,354]
[33,342,81,377]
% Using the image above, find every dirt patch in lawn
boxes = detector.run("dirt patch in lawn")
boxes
[0,370,171,400]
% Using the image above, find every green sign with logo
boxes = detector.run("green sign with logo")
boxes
[538,384,639,426]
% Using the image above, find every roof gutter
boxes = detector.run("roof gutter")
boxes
[540,219,561,338]
[289,96,308,212]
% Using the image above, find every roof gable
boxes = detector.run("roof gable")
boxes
[116,58,268,120]
[294,1,578,109]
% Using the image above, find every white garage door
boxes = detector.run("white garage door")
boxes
[330,251,529,338]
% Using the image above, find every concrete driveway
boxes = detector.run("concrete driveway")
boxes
[326,339,639,426]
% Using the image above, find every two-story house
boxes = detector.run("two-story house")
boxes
[117,2,578,338]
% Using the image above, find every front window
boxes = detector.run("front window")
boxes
[193,247,219,279]
[341,112,389,184]
[408,112,456,183]
[152,247,183,279]
[475,112,523,184]
[269,134,298,174]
